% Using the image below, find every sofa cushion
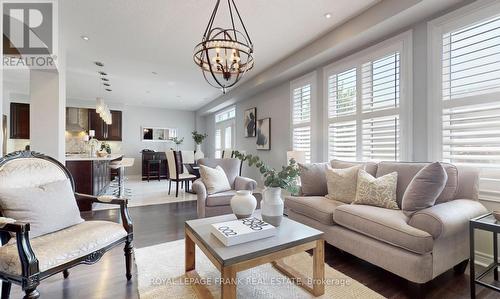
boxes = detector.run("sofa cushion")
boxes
[376,162,458,207]
[352,170,399,209]
[436,164,459,203]
[0,220,127,275]
[402,162,448,216]
[298,163,329,196]
[331,159,378,177]
[0,179,84,238]
[285,196,345,225]
[325,165,361,203]
[333,205,433,254]
[206,190,237,207]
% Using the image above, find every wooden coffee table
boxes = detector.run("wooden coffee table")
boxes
[184,211,325,298]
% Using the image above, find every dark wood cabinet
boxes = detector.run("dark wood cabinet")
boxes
[108,110,122,141]
[10,102,29,139]
[88,109,122,141]
[141,151,168,180]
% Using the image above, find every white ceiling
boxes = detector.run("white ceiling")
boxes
[8,0,381,110]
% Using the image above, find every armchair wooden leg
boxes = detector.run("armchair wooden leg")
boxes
[23,289,39,299]
[176,181,179,197]
[453,259,469,275]
[168,180,172,195]
[124,241,134,281]
[63,269,69,279]
[1,281,11,299]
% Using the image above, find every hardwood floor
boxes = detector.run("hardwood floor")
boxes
[7,201,498,298]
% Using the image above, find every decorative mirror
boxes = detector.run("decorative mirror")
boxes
[142,127,177,142]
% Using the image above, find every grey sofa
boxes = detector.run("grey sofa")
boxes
[193,158,261,218]
[285,160,488,287]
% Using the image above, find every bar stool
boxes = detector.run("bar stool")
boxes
[145,158,161,182]
[109,157,135,198]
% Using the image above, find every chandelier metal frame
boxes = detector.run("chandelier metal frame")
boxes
[193,0,254,94]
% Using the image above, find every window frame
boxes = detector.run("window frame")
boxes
[214,106,236,158]
[322,31,413,162]
[428,0,500,203]
[428,0,500,162]
[290,72,317,163]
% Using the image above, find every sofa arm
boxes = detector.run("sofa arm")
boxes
[192,179,208,218]
[408,199,488,239]
[234,176,257,191]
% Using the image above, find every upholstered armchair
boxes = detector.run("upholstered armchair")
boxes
[0,151,133,299]
[192,158,261,218]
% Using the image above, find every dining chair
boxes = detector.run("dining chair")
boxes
[166,151,197,197]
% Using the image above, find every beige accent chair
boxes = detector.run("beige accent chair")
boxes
[193,158,261,218]
[0,151,133,299]
[285,160,487,293]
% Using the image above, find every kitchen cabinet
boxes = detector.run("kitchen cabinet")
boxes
[88,109,122,141]
[10,102,29,139]
[65,157,118,211]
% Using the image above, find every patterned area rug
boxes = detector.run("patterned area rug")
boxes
[135,239,385,299]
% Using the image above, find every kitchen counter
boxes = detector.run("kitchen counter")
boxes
[65,153,123,161]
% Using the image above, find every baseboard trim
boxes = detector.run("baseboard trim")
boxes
[475,250,493,267]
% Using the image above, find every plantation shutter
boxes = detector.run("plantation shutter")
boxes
[361,52,400,161]
[441,15,500,200]
[292,83,312,162]
[327,51,401,162]
[327,68,357,161]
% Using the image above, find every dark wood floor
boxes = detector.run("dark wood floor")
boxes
[7,200,498,298]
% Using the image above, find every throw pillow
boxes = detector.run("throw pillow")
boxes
[325,165,361,203]
[199,165,232,194]
[298,163,328,196]
[402,162,448,216]
[353,170,399,209]
[0,179,84,238]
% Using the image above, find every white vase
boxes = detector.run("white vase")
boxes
[262,187,284,227]
[194,144,204,160]
[230,190,257,219]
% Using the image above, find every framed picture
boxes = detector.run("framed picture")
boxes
[256,118,271,150]
[244,107,257,137]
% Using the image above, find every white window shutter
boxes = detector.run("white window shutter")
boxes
[292,82,312,163]
[440,15,500,201]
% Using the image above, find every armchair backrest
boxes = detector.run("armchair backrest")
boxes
[0,151,73,190]
[199,158,241,188]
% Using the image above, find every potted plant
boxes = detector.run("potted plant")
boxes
[192,131,208,160]
[171,137,184,151]
[233,151,300,226]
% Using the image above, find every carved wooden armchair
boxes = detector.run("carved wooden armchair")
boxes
[0,151,133,299]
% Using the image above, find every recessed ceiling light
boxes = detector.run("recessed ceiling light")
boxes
[81,35,89,41]
[94,61,104,67]
[324,13,332,19]
[152,71,158,75]
[101,78,109,81]
[103,83,111,87]
[98,71,107,76]
[105,89,112,92]
[146,91,150,94]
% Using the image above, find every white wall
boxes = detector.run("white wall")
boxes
[121,105,195,175]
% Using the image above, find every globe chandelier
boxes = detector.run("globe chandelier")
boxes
[193,0,254,94]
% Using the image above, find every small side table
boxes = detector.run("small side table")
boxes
[470,213,500,298]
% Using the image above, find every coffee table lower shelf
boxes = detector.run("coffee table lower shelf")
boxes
[184,228,325,299]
